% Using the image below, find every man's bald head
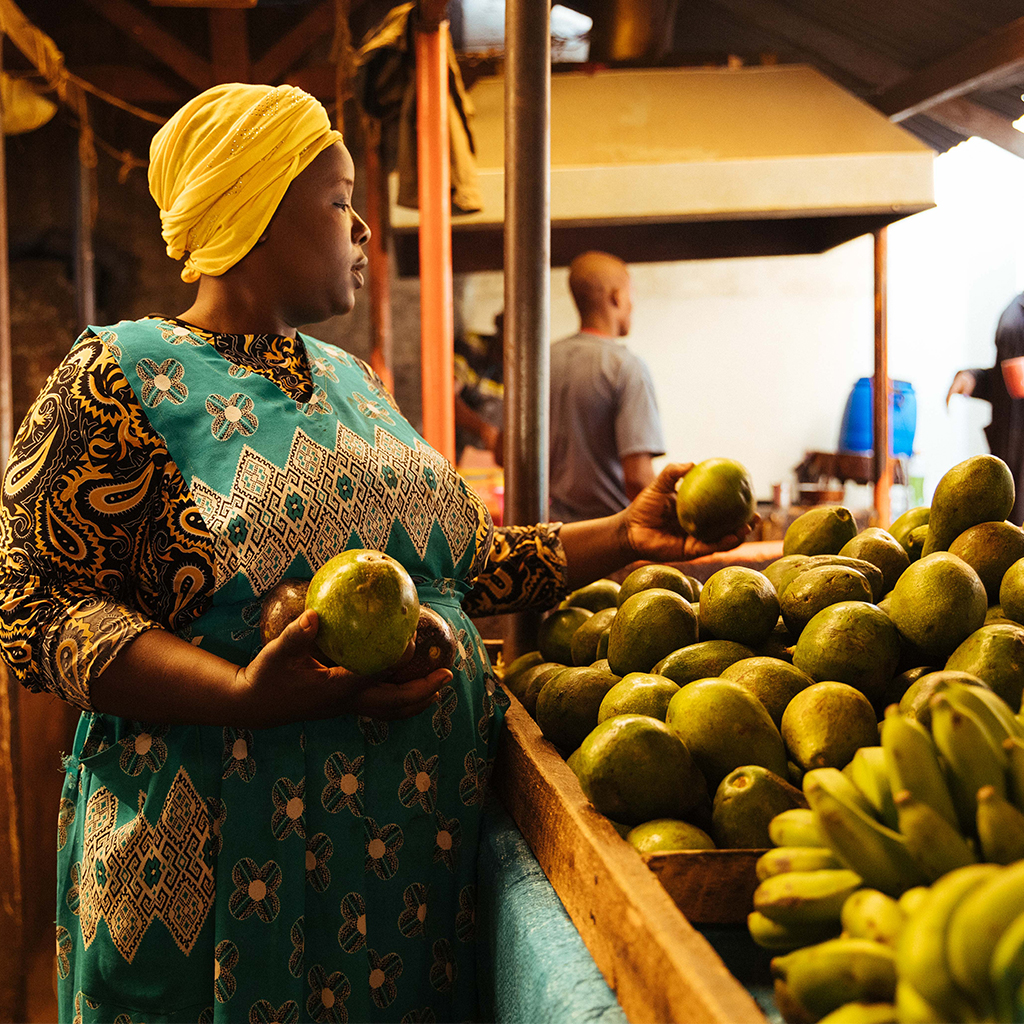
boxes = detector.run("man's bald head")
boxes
[568,251,632,336]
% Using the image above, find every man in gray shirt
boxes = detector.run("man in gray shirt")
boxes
[549,251,666,522]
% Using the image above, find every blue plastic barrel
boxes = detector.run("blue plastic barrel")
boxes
[838,378,916,457]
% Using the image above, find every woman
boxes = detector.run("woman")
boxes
[0,84,751,1023]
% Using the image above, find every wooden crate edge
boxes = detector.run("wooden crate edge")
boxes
[493,694,767,1024]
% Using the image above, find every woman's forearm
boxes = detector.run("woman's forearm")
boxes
[558,512,634,590]
[89,627,247,725]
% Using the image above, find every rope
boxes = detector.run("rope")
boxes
[66,71,167,127]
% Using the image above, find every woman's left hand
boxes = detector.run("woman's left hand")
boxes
[620,462,759,564]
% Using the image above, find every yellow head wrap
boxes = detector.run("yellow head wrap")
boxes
[149,83,344,282]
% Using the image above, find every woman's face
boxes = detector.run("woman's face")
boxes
[261,141,370,326]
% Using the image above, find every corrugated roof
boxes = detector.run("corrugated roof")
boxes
[655,0,1024,154]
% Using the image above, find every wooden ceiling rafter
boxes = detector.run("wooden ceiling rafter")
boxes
[209,6,250,82]
[71,62,187,103]
[251,0,332,83]
[81,0,213,89]
[705,0,1024,159]
[874,16,1024,121]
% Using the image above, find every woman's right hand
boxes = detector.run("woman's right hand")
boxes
[236,609,451,727]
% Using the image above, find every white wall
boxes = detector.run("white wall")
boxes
[461,137,1024,511]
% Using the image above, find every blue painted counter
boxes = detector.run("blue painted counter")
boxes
[477,798,782,1023]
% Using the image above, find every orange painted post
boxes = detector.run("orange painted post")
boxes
[873,227,892,528]
[415,20,455,463]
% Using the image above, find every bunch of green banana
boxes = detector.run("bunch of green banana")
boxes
[771,938,898,1021]
[768,858,1024,1023]
[802,683,1024,898]
[891,858,1024,1023]
[750,678,1024,1021]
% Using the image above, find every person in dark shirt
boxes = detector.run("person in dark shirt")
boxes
[947,291,1024,524]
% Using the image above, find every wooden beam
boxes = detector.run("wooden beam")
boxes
[252,0,333,85]
[926,96,1024,159]
[419,0,449,33]
[81,0,213,90]
[875,17,1024,121]
[415,20,455,463]
[705,0,907,90]
[707,0,1024,160]
[70,64,187,103]
[150,1,256,7]
[284,62,335,100]
[209,7,250,84]
[363,117,395,394]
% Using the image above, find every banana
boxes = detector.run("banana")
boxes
[990,906,1024,1023]
[929,693,1008,834]
[774,977,816,1024]
[816,763,884,817]
[946,858,1024,1020]
[771,937,897,1020]
[747,909,841,952]
[756,845,843,881]
[892,788,977,882]
[848,746,900,829]
[976,783,1024,864]
[897,886,930,918]
[770,807,827,848]
[895,862,998,1023]
[753,868,863,927]
[893,980,944,1024]
[1004,735,1024,812]
[803,768,927,897]
[880,706,959,830]
[818,1001,898,1023]
[944,681,1022,743]
[840,888,905,947]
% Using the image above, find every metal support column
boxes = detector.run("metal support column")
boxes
[503,0,550,659]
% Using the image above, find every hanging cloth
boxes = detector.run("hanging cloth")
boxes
[355,3,482,214]
[0,72,56,134]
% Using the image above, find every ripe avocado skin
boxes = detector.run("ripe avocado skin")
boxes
[675,458,755,543]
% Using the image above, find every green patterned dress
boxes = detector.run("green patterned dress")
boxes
[0,318,568,1024]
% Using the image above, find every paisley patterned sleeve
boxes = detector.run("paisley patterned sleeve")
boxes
[462,523,570,616]
[0,334,218,710]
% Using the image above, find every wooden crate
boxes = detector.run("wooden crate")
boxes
[493,692,768,1024]
[643,849,764,925]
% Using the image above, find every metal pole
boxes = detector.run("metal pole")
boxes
[74,137,96,330]
[873,227,891,527]
[504,0,550,659]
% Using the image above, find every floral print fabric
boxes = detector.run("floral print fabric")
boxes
[0,317,570,1023]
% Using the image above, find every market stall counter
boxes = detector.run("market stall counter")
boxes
[488,690,777,1023]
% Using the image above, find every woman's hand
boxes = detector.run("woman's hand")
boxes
[559,462,760,590]
[619,462,759,564]
[236,609,451,727]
